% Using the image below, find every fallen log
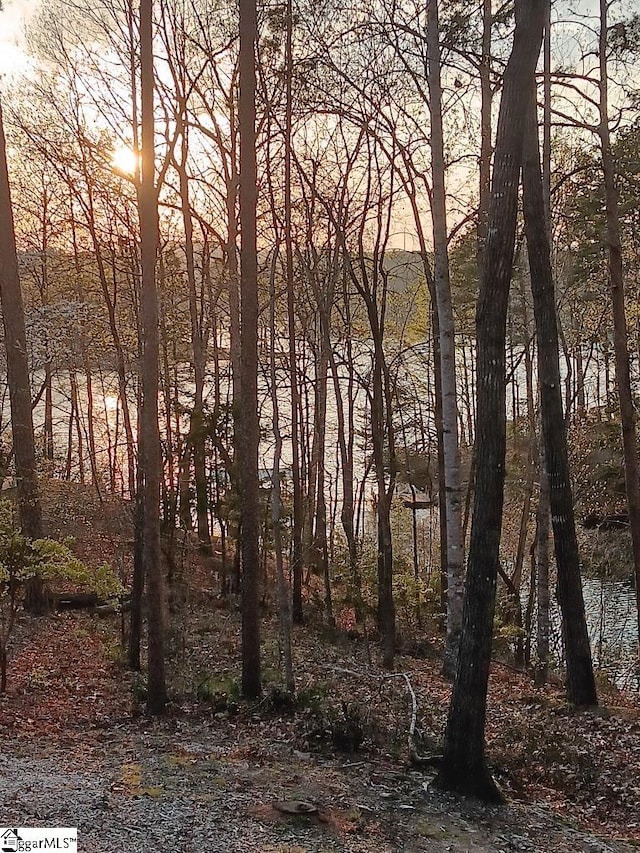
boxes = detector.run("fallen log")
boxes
[54,593,131,612]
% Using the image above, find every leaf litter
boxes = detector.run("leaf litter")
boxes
[0,599,638,851]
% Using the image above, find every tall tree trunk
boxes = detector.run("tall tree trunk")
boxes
[177,131,211,552]
[284,0,305,625]
[369,331,396,668]
[312,325,334,626]
[69,196,101,495]
[478,0,492,267]
[268,257,294,694]
[238,0,261,699]
[522,87,597,706]
[0,98,43,543]
[139,0,167,714]
[598,0,640,650]
[435,0,546,802]
[427,0,464,678]
[329,267,359,612]
[534,0,552,686]
[535,443,551,684]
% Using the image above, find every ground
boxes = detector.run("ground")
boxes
[0,481,639,851]
[0,607,638,852]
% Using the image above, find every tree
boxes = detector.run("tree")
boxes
[0,97,43,544]
[435,0,546,802]
[139,0,167,715]
[522,83,597,707]
[238,0,261,699]
[597,0,640,650]
[283,0,305,625]
[426,0,464,678]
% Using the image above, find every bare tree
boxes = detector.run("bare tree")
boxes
[435,0,546,802]
[522,85,597,708]
[426,0,464,678]
[597,0,640,648]
[238,0,261,700]
[0,97,43,544]
[139,0,167,714]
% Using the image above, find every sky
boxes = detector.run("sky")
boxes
[0,0,39,76]
[0,0,605,73]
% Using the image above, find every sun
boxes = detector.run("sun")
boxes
[111,145,139,177]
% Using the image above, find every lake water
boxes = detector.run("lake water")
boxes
[533,577,639,691]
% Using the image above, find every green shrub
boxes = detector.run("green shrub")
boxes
[195,672,240,713]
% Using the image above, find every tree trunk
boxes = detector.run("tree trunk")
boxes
[238,0,261,700]
[312,330,334,626]
[176,130,211,551]
[478,0,492,267]
[535,443,551,684]
[0,98,43,543]
[522,86,597,707]
[598,0,640,651]
[435,0,546,802]
[328,313,359,612]
[139,0,167,714]
[69,197,101,495]
[268,255,294,693]
[427,0,464,678]
[283,0,305,626]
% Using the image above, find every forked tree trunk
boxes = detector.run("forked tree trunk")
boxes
[326,262,359,611]
[435,0,546,802]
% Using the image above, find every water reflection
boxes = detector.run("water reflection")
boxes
[544,578,639,690]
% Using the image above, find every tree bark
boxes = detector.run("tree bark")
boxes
[177,129,211,552]
[139,0,167,714]
[238,0,261,699]
[284,0,305,625]
[435,0,546,802]
[268,254,294,694]
[598,0,640,650]
[522,85,597,707]
[427,0,464,678]
[0,98,43,543]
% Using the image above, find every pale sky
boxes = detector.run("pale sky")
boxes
[0,0,38,76]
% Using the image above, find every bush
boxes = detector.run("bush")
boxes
[0,500,123,692]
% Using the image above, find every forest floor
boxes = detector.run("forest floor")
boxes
[0,482,639,852]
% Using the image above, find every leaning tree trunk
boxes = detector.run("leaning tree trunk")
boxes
[522,86,597,707]
[435,0,546,802]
